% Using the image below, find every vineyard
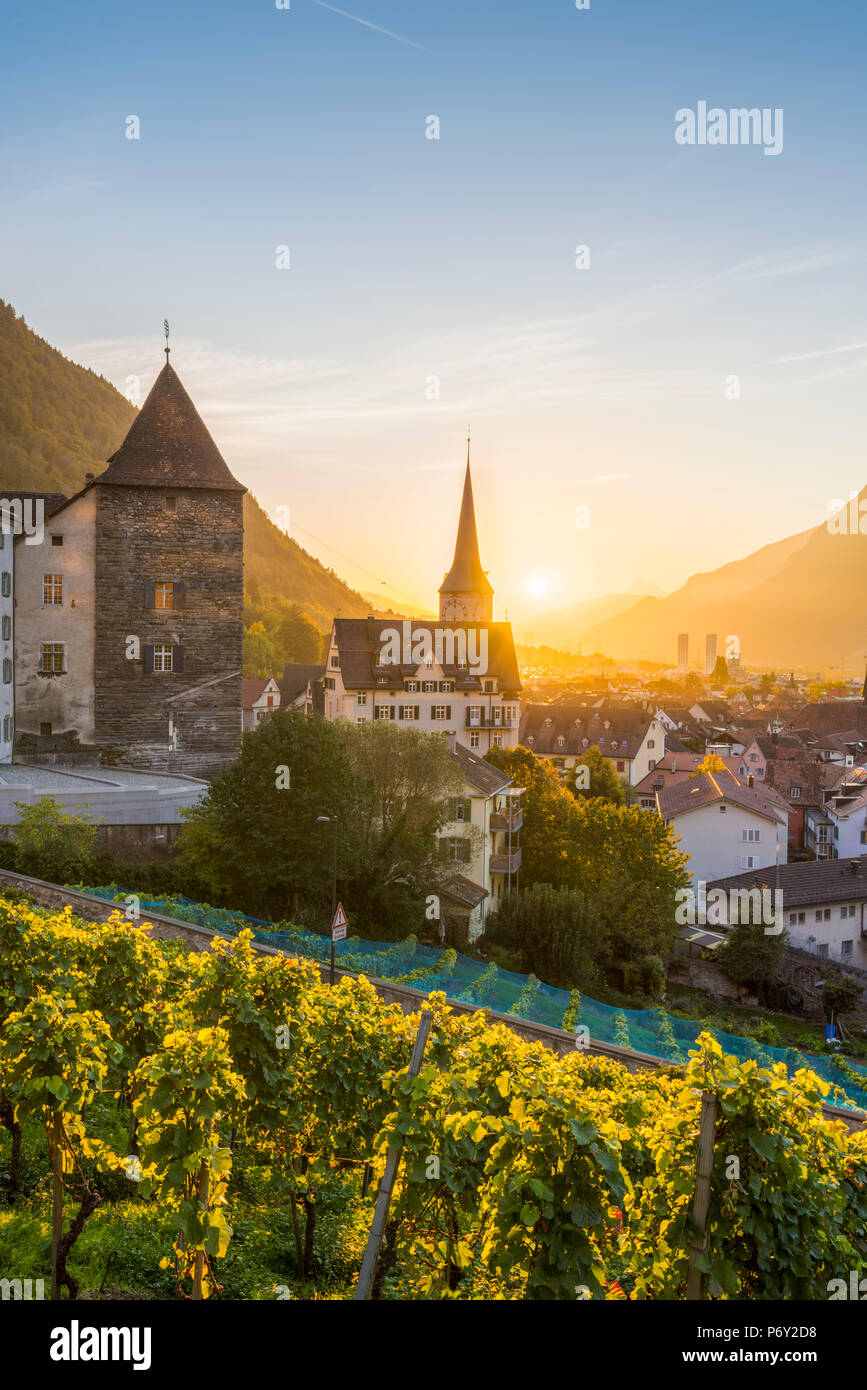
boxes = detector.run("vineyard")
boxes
[1,893,866,1300]
[75,884,867,1111]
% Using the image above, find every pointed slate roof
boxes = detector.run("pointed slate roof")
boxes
[439,453,493,598]
[96,362,245,491]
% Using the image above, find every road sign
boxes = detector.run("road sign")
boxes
[331,902,348,940]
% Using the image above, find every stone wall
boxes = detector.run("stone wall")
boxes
[93,484,243,778]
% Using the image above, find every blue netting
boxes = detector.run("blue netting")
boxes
[78,885,867,1112]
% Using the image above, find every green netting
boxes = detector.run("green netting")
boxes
[77,885,867,1113]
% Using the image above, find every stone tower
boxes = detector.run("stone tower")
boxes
[439,438,494,622]
[92,358,245,777]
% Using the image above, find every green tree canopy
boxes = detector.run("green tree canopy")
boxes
[569,746,626,805]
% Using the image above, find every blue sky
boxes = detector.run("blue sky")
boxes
[2,0,865,620]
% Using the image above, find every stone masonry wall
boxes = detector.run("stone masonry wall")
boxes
[93,484,243,778]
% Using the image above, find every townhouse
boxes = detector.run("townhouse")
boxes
[519,704,665,785]
[656,768,788,888]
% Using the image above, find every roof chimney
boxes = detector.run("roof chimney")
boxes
[747,774,754,787]
[671,758,677,774]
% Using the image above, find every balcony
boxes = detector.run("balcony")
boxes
[490,848,522,874]
[490,808,523,832]
[465,712,519,729]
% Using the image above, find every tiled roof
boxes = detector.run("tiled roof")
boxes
[657,768,788,823]
[279,663,325,703]
[332,618,521,691]
[439,874,489,909]
[520,703,657,761]
[795,701,867,736]
[96,363,245,492]
[708,854,867,908]
[635,753,740,794]
[242,678,269,708]
[451,741,512,796]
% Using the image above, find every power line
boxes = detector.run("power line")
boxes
[285,519,429,614]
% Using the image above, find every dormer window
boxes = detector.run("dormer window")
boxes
[527,735,535,746]
[556,736,565,749]
[544,717,552,728]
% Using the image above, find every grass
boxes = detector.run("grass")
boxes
[0,1105,369,1301]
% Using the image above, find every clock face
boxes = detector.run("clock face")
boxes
[448,598,467,619]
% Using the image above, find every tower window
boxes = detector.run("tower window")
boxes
[40,722,52,736]
[1,615,10,640]
[165,497,177,512]
[51,535,63,546]
[155,582,174,610]
[153,644,173,672]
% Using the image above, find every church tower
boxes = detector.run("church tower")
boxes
[439,436,494,622]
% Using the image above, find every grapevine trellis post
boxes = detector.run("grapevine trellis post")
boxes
[354,1010,433,1301]
[686,1091,717,1300]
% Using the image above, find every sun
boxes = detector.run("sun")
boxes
[529,576,548,598]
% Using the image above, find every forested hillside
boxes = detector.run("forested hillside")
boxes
[0,300,373,629]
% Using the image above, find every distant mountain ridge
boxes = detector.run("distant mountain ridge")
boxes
[536,509,866,669]
[0,300,373,630]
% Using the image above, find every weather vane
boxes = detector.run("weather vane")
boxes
[164,319,170,362]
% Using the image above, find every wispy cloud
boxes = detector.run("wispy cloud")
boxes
[310,1,427,51]
[770,341,867,365]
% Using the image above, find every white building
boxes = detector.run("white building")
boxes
[242,676,282,731]
[708,855,867,970]
[656,768,788,889]
[438,740,523,942]
[805,766,867,860]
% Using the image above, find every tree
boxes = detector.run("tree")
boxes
[484,746,579,891]
[710,656,729,684]
[822,974,863,1026]
[568,747,625,805]
[485,747,690,963]
[177,711,465,936]
[492,884,607,990]
[343,720,466,936]
[12,796,98,877]
[690,754,727,777]
[177,709,364,922]
[243,622,277,679]
[716,920,788,1003]
[271,605,325,665]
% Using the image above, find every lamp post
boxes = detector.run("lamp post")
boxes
[317,815,338,985]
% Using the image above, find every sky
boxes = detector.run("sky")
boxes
[2,0,866,623]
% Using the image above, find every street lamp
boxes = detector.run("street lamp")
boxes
[317,815,338,985]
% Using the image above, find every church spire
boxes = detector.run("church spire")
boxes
[439,433,494,621]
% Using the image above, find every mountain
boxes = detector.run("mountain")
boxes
[582,510,866,669]
[0,300,373,629]
[515,592,648,649]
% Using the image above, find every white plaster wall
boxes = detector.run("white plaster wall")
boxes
[666,799,786,888]
[14,492,96,742]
